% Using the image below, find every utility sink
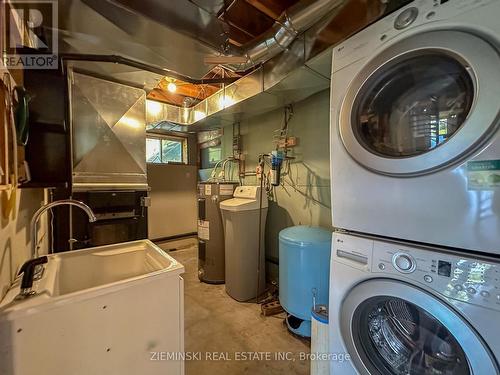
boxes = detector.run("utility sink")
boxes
[0,240,185,375]
[53,241,181,296]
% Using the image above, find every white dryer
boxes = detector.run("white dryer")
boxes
[330,0,500,254]
[329,231,500,375]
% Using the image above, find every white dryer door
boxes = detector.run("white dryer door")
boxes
[339,30,500,176]
[340,279,498,375]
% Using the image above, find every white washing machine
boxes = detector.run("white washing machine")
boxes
[330,0,500,254]
[329,231,500,375]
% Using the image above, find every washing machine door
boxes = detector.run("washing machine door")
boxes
[339,30,500,176]
[340,279,498,375]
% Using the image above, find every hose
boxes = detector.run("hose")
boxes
[14,86,30,146]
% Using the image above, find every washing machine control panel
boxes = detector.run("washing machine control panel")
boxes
[372,240,500,311]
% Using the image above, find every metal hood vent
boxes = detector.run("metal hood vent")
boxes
[70,71,148,191]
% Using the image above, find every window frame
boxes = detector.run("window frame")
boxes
[146,134,188,165]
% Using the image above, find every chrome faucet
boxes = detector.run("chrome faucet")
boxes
[31,199,97,259]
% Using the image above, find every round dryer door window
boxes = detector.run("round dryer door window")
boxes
[339,30,500,176]
[340,280,498,375]
[354,54,474,158]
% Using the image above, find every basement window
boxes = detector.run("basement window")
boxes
[146,135,187,164]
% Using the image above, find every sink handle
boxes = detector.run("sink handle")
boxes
[17,256,48,297]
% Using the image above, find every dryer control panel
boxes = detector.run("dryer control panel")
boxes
[333,232,500,311]
[332,0,497,73]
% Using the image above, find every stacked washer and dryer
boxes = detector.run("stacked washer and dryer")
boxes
[328,0,500,374]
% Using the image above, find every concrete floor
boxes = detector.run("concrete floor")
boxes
[165,241,310,375]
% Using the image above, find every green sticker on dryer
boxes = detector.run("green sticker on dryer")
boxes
[467,160,500,190]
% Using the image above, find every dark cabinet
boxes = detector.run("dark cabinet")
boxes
[23,68,70,187]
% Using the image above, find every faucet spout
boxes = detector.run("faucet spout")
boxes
[30,199,97,259]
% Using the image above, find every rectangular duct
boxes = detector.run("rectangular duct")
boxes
[145,43,332,129]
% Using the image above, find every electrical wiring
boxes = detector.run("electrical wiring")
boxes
[281,173,332,209]
[270,154,331,209]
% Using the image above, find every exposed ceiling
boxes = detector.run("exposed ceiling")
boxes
[97,0,388,107]
[142,0,398,129]
[143,0,388,107]
[57,0,221,78]
[147,67,241,107]
[110,0,302,51]
[212,0,300,47]
[25,0,411,115]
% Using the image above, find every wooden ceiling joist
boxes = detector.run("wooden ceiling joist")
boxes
[147,65,242,108]
[158,79,220,100]
[148,89,188,107]
[217,0,300,47]
[244,0,280,19]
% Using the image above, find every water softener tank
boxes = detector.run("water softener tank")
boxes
[279,226,332,337]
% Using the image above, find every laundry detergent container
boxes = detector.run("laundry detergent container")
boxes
[279,226,332,337]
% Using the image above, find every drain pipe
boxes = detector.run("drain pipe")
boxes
[225,0,348,72]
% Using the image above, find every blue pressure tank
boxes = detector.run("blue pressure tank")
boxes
[279,226,332,337]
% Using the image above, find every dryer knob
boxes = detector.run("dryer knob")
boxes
[393,253,416,274]
[394,7,419,30]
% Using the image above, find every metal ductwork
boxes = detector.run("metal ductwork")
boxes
[77,0,350,73]
[56,0,224,78]
[85,0,232,53]
[145,48,332,129]
[144,0,390,130]
[55,0,388,130]
[57,0,377,79]
[225,0,349,72]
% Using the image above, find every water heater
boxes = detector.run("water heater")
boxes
[197,182,238,283]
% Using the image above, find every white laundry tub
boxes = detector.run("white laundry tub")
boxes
[0,240,185,375]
